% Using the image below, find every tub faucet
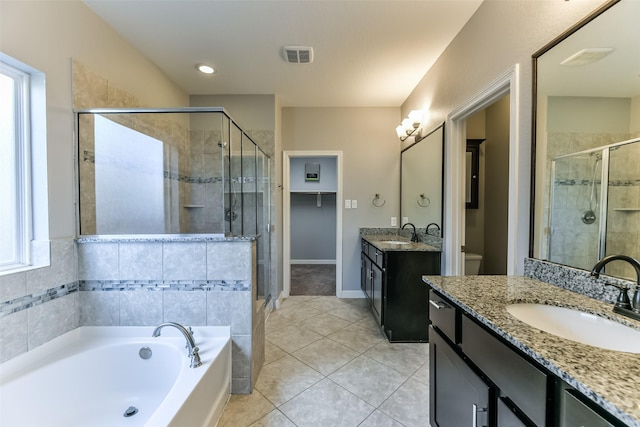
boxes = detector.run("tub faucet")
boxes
[152,322,202,368]
[590,254,640,315]
[401,222,418,242]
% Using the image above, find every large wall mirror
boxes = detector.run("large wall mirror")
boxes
[531,0,640,280]
[401,123,444,239]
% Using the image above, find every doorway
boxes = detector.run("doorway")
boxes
[444,64,527,276]
[464,95,510,275]
[283,151,343,299]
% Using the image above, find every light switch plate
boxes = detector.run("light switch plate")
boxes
[351,200,357,209]
[345,199,351,209]
[391,217,397,226]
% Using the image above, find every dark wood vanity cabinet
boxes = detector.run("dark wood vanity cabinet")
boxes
[429,289,628,427]
[360,239,440,342]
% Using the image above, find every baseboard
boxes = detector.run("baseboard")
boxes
[290,259,337,265]
[339,290,365,299]
[274,291,285,309]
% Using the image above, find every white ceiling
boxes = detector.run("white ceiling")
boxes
[83,0,484,107]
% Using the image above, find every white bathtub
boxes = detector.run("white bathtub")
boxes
[0,326,231,427]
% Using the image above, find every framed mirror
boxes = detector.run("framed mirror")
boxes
[531,0,640,280]
[400,123,445,238]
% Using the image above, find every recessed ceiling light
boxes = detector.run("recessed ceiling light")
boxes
[196,64,215,74]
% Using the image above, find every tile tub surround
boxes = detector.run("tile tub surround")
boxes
[77,237,262,394]
[423,275,640,426]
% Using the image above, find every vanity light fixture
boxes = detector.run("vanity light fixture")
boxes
[395,110,424,142]
[196,64,215,74]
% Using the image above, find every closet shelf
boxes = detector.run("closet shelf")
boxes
[612,208,640,212]
[182,205,205,208]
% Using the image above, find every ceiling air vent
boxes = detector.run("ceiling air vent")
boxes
[560,48,615,66]
[282,46,314,64]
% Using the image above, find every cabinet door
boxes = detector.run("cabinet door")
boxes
[498,397,534,427]
[372,262,383,324]
[430,326,491,427]
[561,390,617,427]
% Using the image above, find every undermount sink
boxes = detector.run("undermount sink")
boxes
[506,303,640,353]
[382,240,410,245]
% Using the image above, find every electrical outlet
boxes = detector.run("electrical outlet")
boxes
[391,217,397,226]
[345,199,351,209]
[402,217,409,225]
[351,199,357,209]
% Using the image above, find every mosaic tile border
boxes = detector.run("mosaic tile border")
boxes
[79,279,250,292]
[555,178,640,187]
[0,279,250,318]
[0,282,79,318]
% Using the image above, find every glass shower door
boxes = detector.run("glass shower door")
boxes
[548,150,603,270]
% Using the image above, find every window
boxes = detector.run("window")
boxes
[0,54,47,274]
[0,61,31,271]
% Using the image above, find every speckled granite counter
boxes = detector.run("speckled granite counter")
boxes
[423,275,640,426]
[361,235,441,253]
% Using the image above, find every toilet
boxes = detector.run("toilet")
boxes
[465,253,483,275]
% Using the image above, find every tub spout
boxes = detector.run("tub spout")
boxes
[152,322,202,368]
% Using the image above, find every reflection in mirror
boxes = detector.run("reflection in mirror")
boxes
[465,139,484,209]
[401,123,444,243]
[532,0,640,280]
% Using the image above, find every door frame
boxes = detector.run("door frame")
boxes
[444,64,525,276]
[282,150,343,298]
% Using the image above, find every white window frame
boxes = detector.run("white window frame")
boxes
[0,53,49,275]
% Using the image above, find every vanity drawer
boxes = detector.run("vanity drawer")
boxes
[368,245,383,267]
[561,389,617,427]
[428,290,457,343]
[461,314,547,426]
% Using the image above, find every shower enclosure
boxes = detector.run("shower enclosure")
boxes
[548,137,640,279]
[74,108,271,302]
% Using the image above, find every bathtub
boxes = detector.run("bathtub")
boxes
[0,326,231,427]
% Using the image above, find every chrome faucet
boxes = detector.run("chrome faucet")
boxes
[401,222,418,242]
[152,322,202,368]
[590,254,640,316]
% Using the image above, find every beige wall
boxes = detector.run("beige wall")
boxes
[282,107,400,291]
[0,0,188,239]
[401,0,606,273]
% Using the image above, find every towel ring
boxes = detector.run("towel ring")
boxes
[417,193,430,208]
[372,193,386,207]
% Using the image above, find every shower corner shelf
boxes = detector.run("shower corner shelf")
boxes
[182,205,205,208]
[613,208,640,212]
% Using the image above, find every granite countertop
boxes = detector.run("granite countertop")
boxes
[361,235,441,252]
[423,275,640,426]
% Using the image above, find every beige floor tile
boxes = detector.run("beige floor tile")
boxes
[255,355,324,406]
[327,323,386,353]
[265,312,293,335]
[327,304,370,322]
[217,389,275,427]
[359,410,406,427]
[280,378,375,427]
[292,337,359,375]
[249,409,297,427]
[354,314,382,332]
[344,298,370,308]
[379,378,430,427]
[266,325,323,354]
[304,296,352,312]
[276,304,323,322]
[364,341,429,376]
[264,341,288,365]
[412,360,430,385]
[299,312,351,336]
[329,355,408,406]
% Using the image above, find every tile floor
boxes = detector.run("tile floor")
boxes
[218,295,430,427]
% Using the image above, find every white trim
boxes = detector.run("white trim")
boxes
[290,259,337,265]
[283,151,343,298]
[445,64,521,276]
